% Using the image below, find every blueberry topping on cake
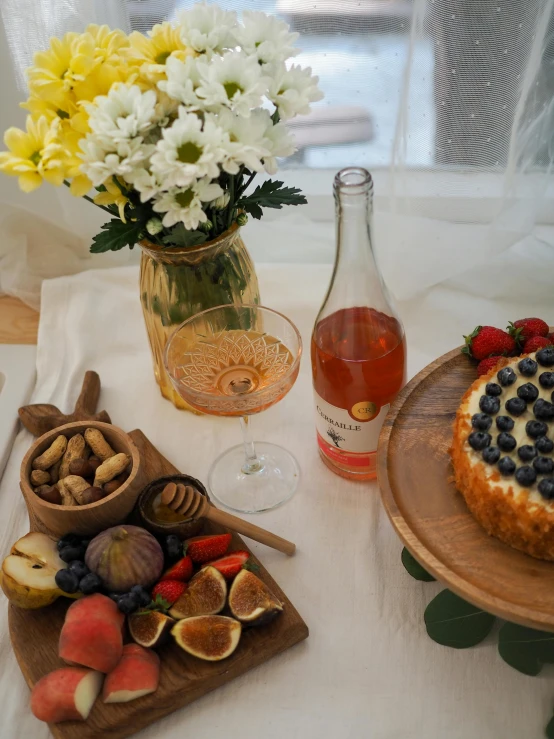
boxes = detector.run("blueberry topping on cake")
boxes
[533,398,554,421]
[497,432,517,452]
[472,413,493,430]
[518,444,537,462]
[505,397,527,416]
[496,415,514,432]
[538,478,554,500]
[526,420,548,439]
[533,456,554,475]
[480,395,500,414]
[498,457,516,476]
[482,446,501,464]
[497,367,517,387]
[539,372,554,389]
[537,347,554,367]
[517,383,539,403]
[518,358,538,377]
[468,431,492,451]
[485,383,502,397]
[535,436,554,454]
[515,465,537,487]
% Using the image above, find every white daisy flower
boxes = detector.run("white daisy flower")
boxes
[196,51,269,118]
[177,2,237,54]
[233,11,299,66]
[79,136,154,188]
[212,108,272,174]
[158,56,203,110]
[85,85,157,144]
[124,167,163,202]
[263,122,296,174]
[153,178,223,229]
[267,64,324,120]
[150,109,228,187]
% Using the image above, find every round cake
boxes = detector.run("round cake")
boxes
[451,346,554,560]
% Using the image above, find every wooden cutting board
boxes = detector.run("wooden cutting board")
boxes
[378,347,554,632]
[9,430,308,739]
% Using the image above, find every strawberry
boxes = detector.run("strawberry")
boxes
[508,318,549,345]
[160,555,193,583]
[523,336,554,353]
[477,356,503,376]
[201,550,258,580]
[185,533,232,564]
[462,326,516,360]
[151,580,187,606]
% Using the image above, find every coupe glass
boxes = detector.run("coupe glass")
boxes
[164,304,302,513]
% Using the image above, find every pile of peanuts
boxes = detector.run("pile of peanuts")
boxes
[30,428,132,507]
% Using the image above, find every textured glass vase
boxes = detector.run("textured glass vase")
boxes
[139,224,261,411]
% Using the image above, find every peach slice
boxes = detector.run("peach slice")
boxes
[169,566,226,620]
[65,593,124,627]
[103,644,160,703]
[31,667,103,723]
[172,615,242,661]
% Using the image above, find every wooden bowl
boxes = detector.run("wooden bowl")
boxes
[137,474,207,539]
[20,421,142,538]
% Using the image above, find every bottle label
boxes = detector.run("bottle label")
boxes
[314,392,389,454]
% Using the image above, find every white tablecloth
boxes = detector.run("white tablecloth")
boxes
[0,262,552,739]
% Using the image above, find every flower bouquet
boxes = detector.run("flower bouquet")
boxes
[0,3,322,408]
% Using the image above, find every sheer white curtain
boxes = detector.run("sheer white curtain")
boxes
[0,0,552,308]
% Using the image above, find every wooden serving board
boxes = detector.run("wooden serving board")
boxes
[378,347,554,632]
[9,430,308,739]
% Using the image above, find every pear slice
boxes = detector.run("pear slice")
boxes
[228,569,283,626]
[2,532,68,609]
[128,611,175,649]
[169,566,226,620]
[172,616,241,661]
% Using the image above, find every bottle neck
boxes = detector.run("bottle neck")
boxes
[334,184,376,275]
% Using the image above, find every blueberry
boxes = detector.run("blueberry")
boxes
[517,383,539,403]
[518,358,538,377]
[109,593,121,604]
[534,399,554,421]
[80,539,91,550]
[56,534,81,552]
[55,569,80,594]
[482,446,501,464]
[498,457,516,476]
[117,593,139,615]
[539,372,554,389]
[130,585,152,607]
[538,478,554,500]
[536,436,554,454]
[58,545,86,564]
[506,397,527,416]
[537,348,554,367]
[486,383,502,397]
[526,420,548,439]
[472,413,493,431]
[518,445,537,462]
[498,432,517,452]
[468,431,492,451]
[533,457,554,475]
[164,534,183,562]
[496,415,515,432]
[79,572,103,595]
[515,465,537,487]
[479,395,500,415]
[68,561,89,580]
[498,367,517,386]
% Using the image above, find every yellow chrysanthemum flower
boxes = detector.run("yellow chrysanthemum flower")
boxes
[94,178,128,221]
[127,22,195,83]
[0,116,66,192]
[61,129,92,197]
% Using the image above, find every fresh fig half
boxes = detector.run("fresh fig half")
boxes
[228,569,283,626]
[128,610,175,649]
[169,566,227,620]
[172,616,241,661]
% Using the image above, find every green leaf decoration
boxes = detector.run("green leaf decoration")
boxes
[241,200,263,220]
[424,590,496,648]
[498,622,554,676]
[162,224,208,248]
[401,548,436,582]
[238,178,307,220]
[545,713,554,739]
[90,218,145,253]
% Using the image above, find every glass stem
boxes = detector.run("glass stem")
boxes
[240,416,262,474]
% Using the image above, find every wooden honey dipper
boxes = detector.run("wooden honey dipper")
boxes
[161,482,295,556]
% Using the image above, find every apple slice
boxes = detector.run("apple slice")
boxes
[103,644,160,703]
[31,667,103,723]
[1,533,71,609]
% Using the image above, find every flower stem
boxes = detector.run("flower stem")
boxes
[63,180,114,215]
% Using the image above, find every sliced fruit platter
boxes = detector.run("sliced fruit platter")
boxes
[4,429,307,739]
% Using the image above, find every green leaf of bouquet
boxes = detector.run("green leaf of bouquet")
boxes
[424,590,495,648]
[401,548,435,582]
[545,713,554,739]
[498,622,554,676]
[241,201,263,220]
[162,224,207,248]
[90,218,145,253]
[238,178,307,211]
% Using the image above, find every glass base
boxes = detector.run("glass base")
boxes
[208,442,300,513]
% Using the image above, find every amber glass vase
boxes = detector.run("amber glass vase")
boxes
[139,224,260,411]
